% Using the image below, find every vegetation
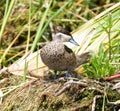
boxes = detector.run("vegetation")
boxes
[0,0,120,111]
[83,44,116,78]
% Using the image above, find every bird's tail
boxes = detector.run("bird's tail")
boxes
[75,52,91,68]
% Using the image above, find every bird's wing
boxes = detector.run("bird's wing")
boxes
[64,45,73,54]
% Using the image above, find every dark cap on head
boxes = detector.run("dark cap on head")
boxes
[55,26,72,37]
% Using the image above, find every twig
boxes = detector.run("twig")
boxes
[55,83,71,96]
[88,87,104,94]
[55,79,88,96]
[91,95,102,111]
[107,98,120,105]
[65,79,87,86]
[104,73,120,81]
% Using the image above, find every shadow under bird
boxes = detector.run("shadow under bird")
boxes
[40,30,90,79]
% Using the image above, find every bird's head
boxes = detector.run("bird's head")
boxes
[54,30,79,46]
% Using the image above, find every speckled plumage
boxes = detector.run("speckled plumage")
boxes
[40,40,76,71]
[40,31,90,74]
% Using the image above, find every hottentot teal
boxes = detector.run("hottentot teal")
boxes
[40,30,89,78]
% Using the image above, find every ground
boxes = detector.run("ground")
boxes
[0,71,120,111]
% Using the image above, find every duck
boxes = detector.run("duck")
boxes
[40,29,89,79]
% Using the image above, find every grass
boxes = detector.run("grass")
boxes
[83,44,116,78]
[82,11,120,78]
[0,1,120,110]
[0,0,15,46]
[0,1,119,78]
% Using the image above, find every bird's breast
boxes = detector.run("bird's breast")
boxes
[40,41,76,71]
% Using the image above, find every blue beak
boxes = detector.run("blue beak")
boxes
[69,38,79,46]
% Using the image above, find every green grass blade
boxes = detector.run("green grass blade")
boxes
[0,0,15,46]
[31,0,73,52]
[31,0,52,52]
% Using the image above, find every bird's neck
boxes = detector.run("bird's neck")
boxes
[53,37,62,42]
